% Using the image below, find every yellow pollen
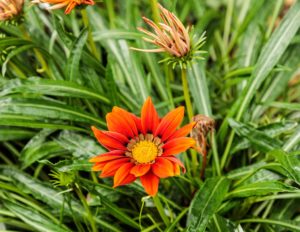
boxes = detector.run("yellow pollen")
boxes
[132,141,158,164]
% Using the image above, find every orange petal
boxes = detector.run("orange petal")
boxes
[91,127,127,151]
[162,137,195,156]
[106,112,135,138]
[174,164,180,175]
[154,107,184,142]
[130,164,151,177]
[164,156,186,174]
[100,158,130,178]
[168,122,196,140]
[112,107,139,136]
[131,114,143,133]
[92,162,106,171]
[152,157,174,178]
[64,2,76,14]
[89,150,125,163]
[113,162,135,187]
[141,97,160,134]
[83,0,94,5]
[140,172,160,196]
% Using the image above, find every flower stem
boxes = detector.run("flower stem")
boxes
[152,195,170,227]
[220,130,235,170]
[211,131,221,176]
[74,183,97,232]
[181,68,193,121]
[165,65,175,109]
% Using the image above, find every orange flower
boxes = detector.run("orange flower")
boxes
[0,0,23,21]
[90,97,196,196]
[31,0,94,14]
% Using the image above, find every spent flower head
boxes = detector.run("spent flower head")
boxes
[0,0,24,22]
[90,97,196,196]
[132,4,206,69]
[31,0,94,14]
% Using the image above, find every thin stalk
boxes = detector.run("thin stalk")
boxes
[0,152,13,165]
[181,68,193,120]
[74,183,97,232]
[211,131,221,176]
[165,208,189,232]
[105,0,116,28]
[152,195,170,227]
[191,149,199,178]
[165,65,175,109]
[81,9,100,60]
[220,130,235,170]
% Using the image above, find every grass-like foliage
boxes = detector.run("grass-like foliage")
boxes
[1,0,300,231]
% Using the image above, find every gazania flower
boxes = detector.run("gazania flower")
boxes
[0,0,23,21]
[132,4,206,68]
[90,97,196,196]
[31,0,94,14]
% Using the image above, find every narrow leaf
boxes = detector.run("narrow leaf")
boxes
[187,177,230,232]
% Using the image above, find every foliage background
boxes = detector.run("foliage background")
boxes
[0,0,300,231]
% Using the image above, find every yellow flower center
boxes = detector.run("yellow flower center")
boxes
[132,141,158,164]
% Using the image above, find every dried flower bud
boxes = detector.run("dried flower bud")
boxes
[132,4,206,69]
[192,114,215,137]
[0,0,23,21]
[31,0,94,15]
[191,114,215,178]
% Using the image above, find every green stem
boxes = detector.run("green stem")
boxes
[191,149,198,177]
[81,9,100,60]
[74,183,97,232]
[105,0,116,28]
[211,131,221,176]
[165,65,175,109]
[149,0,160,24]
[181,68,193,121]
[220,130,235,170]
[152,195,170,227]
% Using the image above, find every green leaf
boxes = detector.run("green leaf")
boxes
[269,149,300,185]
[4,201,71,232]
[0,98,105,126]
[228,118,281,152]
[40,159,92,172]
[208,214,236,232]
[187,177,230,232]
[0,77,110,104]
[0,166,121,232]
[231,121,297,154]
[0,114,86,131]
[0,127,35,141]
[283,126,300,152]
[188,62,212,116]
[266,101,300,112]
[239,218,300,231]
[56,130,105,158]
[227,181,298,198]
[67,29,88,82]
[235,1,300,120]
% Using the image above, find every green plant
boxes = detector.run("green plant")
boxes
[0,0,300,231]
